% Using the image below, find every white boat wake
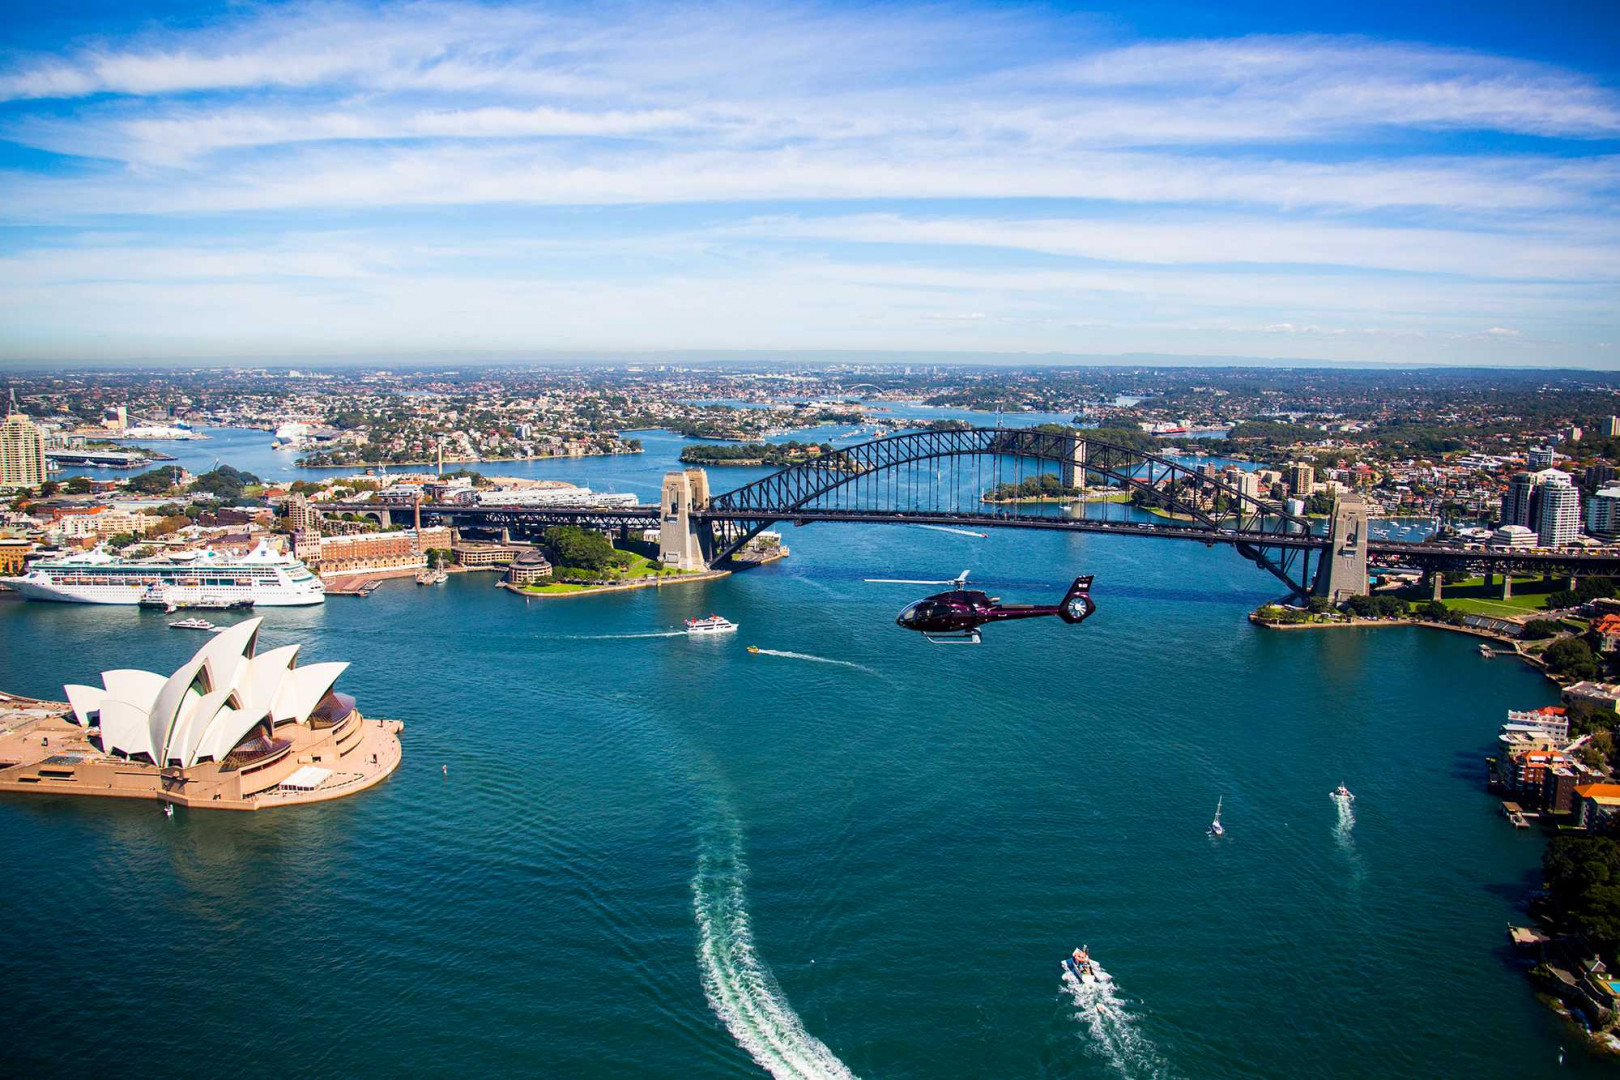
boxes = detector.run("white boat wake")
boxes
[694,820,859,1080]
[548,631,688,641]
[911,524,988,539]
[1063,962,1177,1080]
[748,649,876,675]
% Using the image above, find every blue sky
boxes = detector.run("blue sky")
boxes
[0,0,1616,365]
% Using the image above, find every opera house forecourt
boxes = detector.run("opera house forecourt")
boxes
[0,618,402,810]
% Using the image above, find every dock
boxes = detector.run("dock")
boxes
[1501,801,1533,828]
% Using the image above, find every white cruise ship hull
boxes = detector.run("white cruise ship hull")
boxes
[6,578,325,606]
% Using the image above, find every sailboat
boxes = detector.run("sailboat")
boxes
[1208,796,1225,837]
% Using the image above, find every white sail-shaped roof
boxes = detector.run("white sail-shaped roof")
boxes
[59,618,351,767]
[271,662,348,726]
[64,684,108,728]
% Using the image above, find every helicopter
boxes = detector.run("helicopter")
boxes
[893,574,1096,644]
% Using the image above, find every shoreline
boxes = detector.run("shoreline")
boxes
[291,448,646,469]
[501,567,731,598]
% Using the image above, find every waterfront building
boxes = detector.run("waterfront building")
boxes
[1587,483,1620,538]
[1504,706,1569,742]
[452,540,521,567]
[1545,765,1601,815]
[473,485,639,509]
[313,526,452,575]
[1536,478,1581,547]
[1575,784,1620,830]
[0,405,47,490]
[0,537,32,574]
[1527,446,1556,469]
[505,547,553,585]
[1510,749,1574,803]
[0,618,402,809]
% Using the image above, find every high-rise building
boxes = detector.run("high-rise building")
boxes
[1500,472,1536,528]
[1587,483,1620,539]
[1584,464,1618,493]
[1607,416,1620,439]
[284,492,320,532]
[1286,462,1315,498]
[0,400,47,490]
[1527,446,1556,469]
[1536,479,1580,547]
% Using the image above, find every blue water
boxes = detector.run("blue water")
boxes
[5,435,1560,1077]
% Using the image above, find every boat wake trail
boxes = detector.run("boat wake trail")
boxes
[1063,965,1177,1080]
[911,524,988,539]
[1332,798,1364,882]
[694,820,859,1080]
[548,631,688,641]
[748,649,875,675]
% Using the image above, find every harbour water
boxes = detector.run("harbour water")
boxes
[4,431,1574,1077]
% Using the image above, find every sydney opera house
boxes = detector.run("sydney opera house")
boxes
[0,618,402,809]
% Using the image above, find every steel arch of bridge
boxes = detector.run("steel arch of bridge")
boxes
[703,426,1323,593]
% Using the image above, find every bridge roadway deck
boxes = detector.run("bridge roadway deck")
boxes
[326,502,1620,570]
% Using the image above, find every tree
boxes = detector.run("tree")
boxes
[38,480,60,497]
[1546,589,1582,610]
[1578,576,1617,603]
[127,466,184,495]
[64,476,94,494]
[1520,619,1562,640]
[541,526,631,574]
[1545,637,1600,679]
[188,465,261,501]
[1545,836,1620,962]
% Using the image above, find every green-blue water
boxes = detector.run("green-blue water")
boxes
[6,434,1582,1077]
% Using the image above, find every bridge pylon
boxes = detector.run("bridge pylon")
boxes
[1060,436,1087,490]
[1315,492,1369,602]
[659,469,713,571]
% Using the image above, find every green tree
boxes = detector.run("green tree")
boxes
[1578,576,1616,603]
[1546,589,1582,610]
[1545,637,1600,679]
[38,480,61,497]
[63,476,93,494]
[1520,619,1562,640]
[541,526,631,574]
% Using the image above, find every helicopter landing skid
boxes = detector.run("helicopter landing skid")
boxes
[924,629,982,645]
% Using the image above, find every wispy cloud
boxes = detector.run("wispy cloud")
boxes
[0,1,1615,362]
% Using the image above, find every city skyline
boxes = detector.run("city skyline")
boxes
[0,0,1617,365]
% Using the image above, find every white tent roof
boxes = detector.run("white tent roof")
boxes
[280,765,332,791]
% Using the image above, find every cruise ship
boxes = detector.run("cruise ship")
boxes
[3,541,326,607]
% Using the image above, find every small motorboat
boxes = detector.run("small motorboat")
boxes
[169,617,217,631]
[1208,796,1225,837]
[1331,783,1355,802]
[162,802,174,818]
[746,645,760,654]
[685,615,738,636]
[1062,946,1098,985]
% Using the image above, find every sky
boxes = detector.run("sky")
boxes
[0,0,1617,366]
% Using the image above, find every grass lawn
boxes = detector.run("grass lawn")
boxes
[518,550,688,595]
[1429,575,1560,617]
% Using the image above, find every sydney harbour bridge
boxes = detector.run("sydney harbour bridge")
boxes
[325,426,1620,599]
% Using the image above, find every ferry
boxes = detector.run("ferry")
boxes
[4,541,325,607]
[168,617,218,631]
[685,615,738,636]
